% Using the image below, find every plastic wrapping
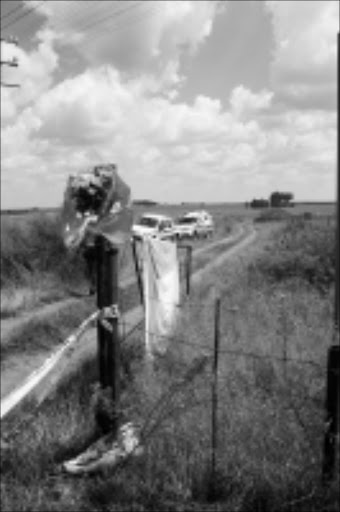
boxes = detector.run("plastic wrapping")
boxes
[61,164,132,250]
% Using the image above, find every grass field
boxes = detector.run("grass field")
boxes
[0,201,334,317]
[1,210,338,512]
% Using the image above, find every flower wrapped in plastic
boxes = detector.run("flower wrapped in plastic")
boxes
[61,164,132,250]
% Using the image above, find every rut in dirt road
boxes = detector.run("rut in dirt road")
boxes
[1,224,256,417]
[0,223,248,346]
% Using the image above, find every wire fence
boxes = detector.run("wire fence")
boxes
[115,290,338,489]
[118,310,324,369]
[1,238,338,489]
[0,290,326,422]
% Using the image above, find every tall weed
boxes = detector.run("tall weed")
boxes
[1,213,85,289]
[249,218,335,292]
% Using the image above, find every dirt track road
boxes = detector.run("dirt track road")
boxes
[1,223,256,417]
[0,223,249,346]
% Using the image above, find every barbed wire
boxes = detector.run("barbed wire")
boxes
[1,352,209,446]
[215,370,325,409]
[0,274,327,455]
[1,319,328,496]
[118,317,324,369]
[119,283,242,312]
[0,288,325,427]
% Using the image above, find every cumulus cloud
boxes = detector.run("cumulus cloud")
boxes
[2,59,337,208]
[265,0,339,110]
[1,1,338,207]
[32,0,222,74]
[230,85,273,118]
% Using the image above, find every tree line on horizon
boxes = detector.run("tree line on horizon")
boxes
[246,191,294,209]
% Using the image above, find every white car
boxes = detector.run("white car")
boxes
[174,210,214,239]
[174,216,199,239]
[132,213,176,240]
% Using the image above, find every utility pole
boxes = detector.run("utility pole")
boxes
[1,36,20,88]
[1,36,19,45]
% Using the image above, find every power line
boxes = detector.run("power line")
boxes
[29,0,160,53]
[0,1,148,52]
[31,1,137,39]
[1,0,47,31]
[0,3,23,22]
[1,1,161,62]
[70,1,144,34]
[28,0,144,37]
[43,1,117,32]
[75,2,163,53]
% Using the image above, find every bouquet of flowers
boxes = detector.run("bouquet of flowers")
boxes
[61,164,132,250]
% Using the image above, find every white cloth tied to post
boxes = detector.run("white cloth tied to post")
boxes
[142,237,180,359]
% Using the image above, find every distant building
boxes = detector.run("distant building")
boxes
[133,200,158,206]
[250,198,270,208]
[270,192,294,208]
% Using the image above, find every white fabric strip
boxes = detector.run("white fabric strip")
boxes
[0,311,99,420]
[142,237,180,359]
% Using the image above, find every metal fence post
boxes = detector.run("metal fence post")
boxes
[322,344,340,483]
[132,238,144,305]
[209,295,221,498]
[186,246,192,296]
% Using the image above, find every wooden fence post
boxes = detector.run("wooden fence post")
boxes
[96,234,120,434]
[322,344,340,483]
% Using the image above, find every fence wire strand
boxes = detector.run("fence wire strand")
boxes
[118,317,324,369]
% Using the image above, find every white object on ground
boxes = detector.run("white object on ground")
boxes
[63,422,143,474]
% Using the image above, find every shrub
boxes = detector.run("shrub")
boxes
[250,218,335,292]
[254,208,292,223]
[0,212,86,289]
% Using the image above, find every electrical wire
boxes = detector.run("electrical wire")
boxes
[71,2,163,52]
[1,1,135,39]
[28,0,145,42]
[1,0,47,31]
[1,2,23,21]
[47,1,118,30]
[1,0,161,59]
[70,0,144,34]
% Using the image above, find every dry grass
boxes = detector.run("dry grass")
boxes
[0,208,338,508]
[1,300,95,364]
[1,216,338,511]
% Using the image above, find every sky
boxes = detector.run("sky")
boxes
[0,0,338,208]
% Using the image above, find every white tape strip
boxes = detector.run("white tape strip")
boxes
[0,310,99,420]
